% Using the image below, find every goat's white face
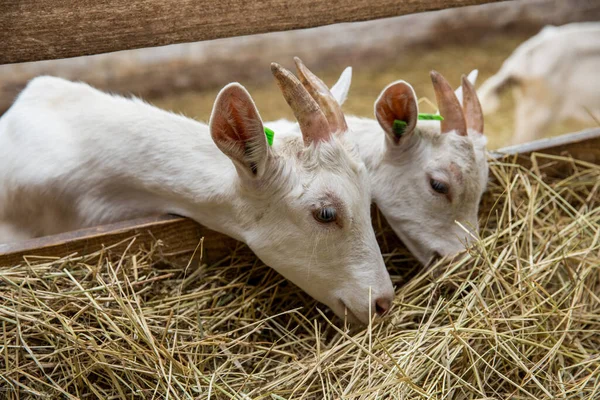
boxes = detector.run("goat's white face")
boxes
[370,72,488,266]
[247,138,392,324]
[210,61,393,324]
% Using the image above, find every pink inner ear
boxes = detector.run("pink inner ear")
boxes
[211,85,265,175]
[375,82,418,142]
[213,88,260,149]
[227,96,253,144]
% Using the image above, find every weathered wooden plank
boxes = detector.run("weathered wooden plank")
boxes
[489,129,600,180]
[1,128,598,267]
[492,128,600,162]
[0,0,504,65]
[0,214,240,267]
[492,127,600,177]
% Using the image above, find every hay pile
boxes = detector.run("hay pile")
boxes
[1,154,599,399]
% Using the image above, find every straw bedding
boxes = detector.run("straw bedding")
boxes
[1,153,599,399]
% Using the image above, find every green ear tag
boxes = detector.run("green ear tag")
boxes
[393,115,444,137]
[392,120,407,137]
[264,127,274,147]
[418,113,444,121]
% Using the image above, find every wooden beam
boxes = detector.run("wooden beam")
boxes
[0,215,240,267]
[0,0,503,65]
[492,128,600,163]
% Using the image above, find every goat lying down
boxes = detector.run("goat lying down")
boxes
[478,22,600,144]
[268,59,489,266]
[0,62,394,325]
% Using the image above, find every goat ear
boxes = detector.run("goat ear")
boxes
[210,83,268,179]
[330,67,352,106]
[374,80,418,144]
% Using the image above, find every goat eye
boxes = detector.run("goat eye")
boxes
[430,179,449,195]
[314,207,337,223]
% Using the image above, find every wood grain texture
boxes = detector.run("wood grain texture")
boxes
[0,0,504,64]
[0,214,240,267]
[1,128,598,267]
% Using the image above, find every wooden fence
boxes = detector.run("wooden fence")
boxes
[1,0,502,64]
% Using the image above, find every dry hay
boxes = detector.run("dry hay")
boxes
[1,153,599,399]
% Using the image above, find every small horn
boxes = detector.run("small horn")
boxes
[294,57,348,135]
[461,75,484,134]
[430,70,467,136]
[271,62,331,145]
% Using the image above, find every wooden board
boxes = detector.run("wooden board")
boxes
[1,128,598,267]
[491,128,600,173]
[0,0,503,65]
[492,128,600,162]
[0,215,239,267]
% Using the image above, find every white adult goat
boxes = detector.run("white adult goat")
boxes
[0,64,394,324]
[478,22,600,144]
[268,59,488,266]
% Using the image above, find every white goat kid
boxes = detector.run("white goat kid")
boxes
[268,59,488,266]
[0,66,394,324]
[478,22,600,144]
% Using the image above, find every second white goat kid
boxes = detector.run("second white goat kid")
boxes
[0,65,394,324]
[268,59,488,267]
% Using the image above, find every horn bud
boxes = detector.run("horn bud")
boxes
[430,70,467,137]
[294,57,348,135]
[271,62,331,145]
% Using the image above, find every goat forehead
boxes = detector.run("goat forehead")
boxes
[304,169,368,206]
[439,133,476,160]
[411,129,487,201]
[278,135,362,171]
[279,137,368,191]
[419,134,474,177]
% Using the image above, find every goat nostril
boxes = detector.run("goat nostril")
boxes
[375,297,391,316]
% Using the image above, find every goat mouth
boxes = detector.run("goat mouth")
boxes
[426,252,443,269]
[339,301,366,325]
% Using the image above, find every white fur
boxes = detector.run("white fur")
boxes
[0,76,393,324]
[265,70,488,266]
[477,22,600,144]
